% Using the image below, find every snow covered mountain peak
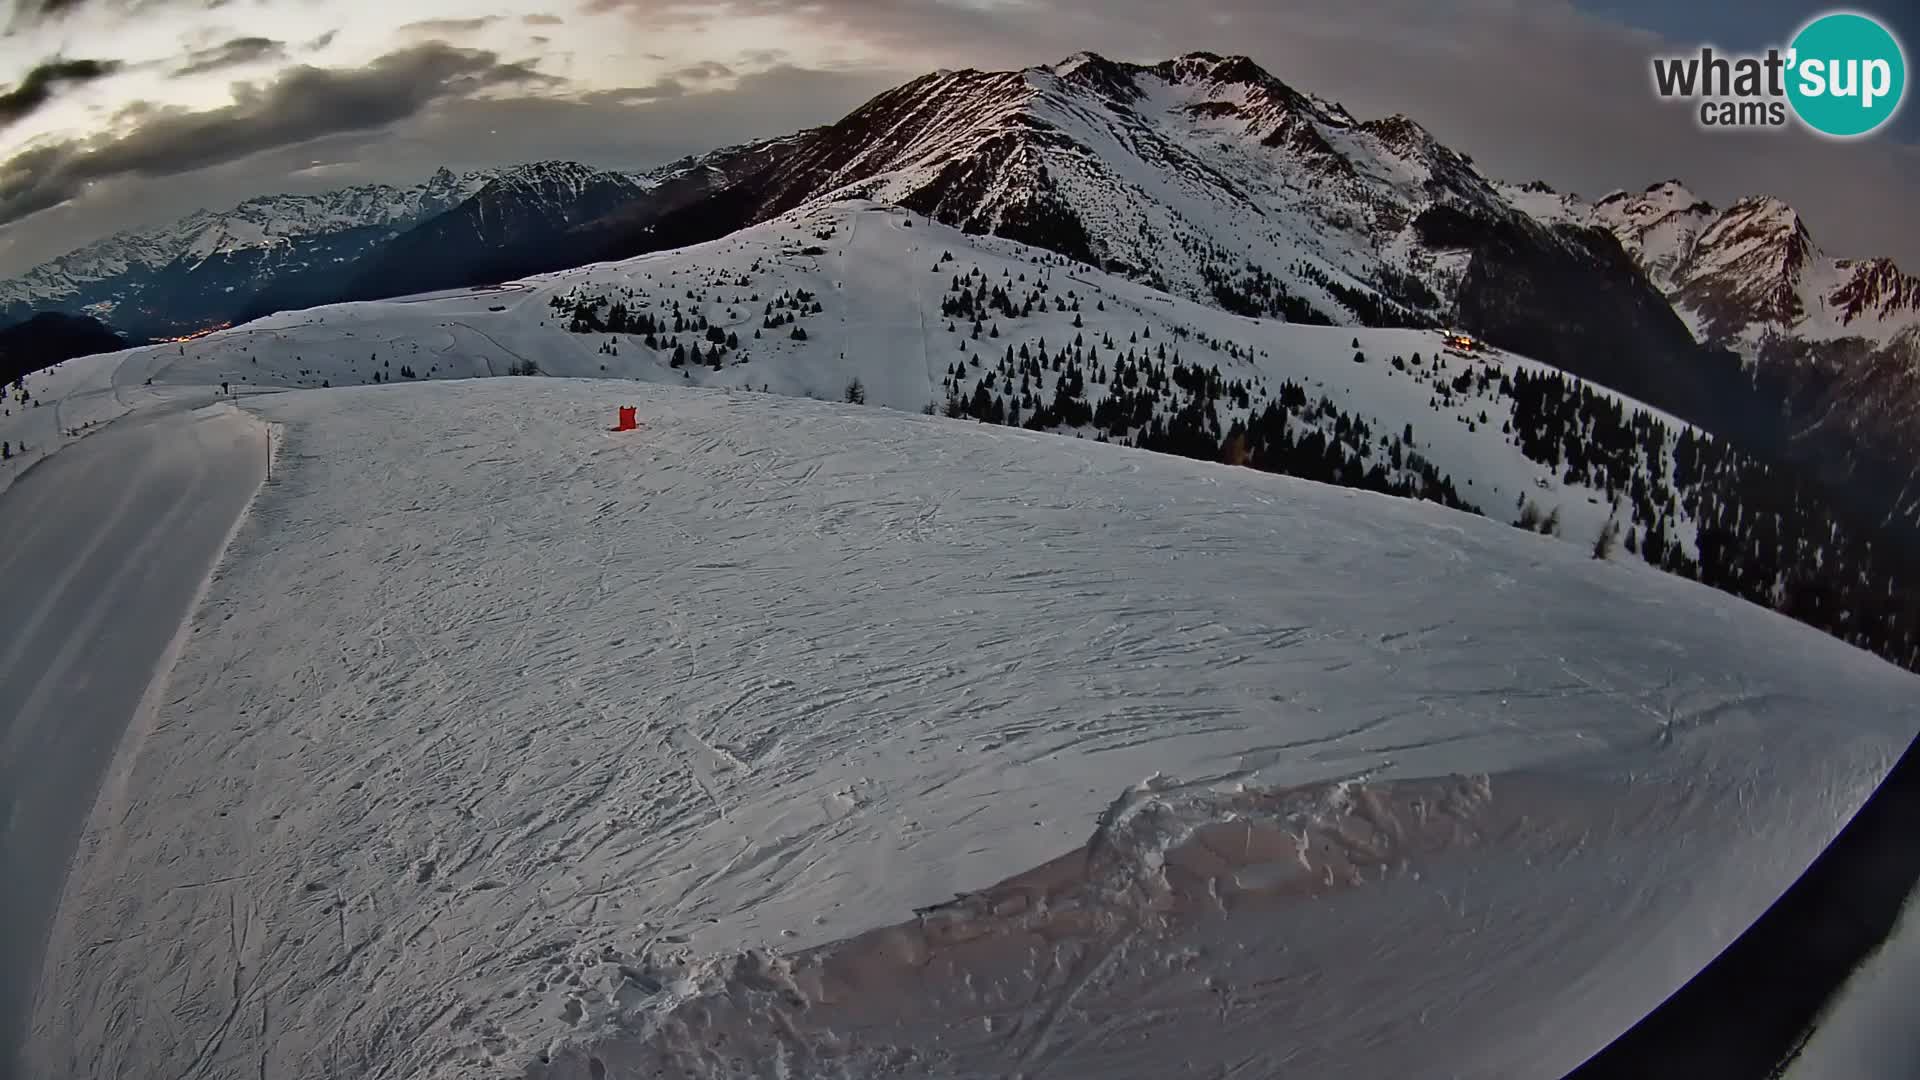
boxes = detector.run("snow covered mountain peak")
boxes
[463,160,651,211]
[1507,166,1920,353]
[1493,179,1590,227]
[1598,178,1708,214]
[1128,51,1361,135]
[1830,257,1920,324]
[1046,50,1109,77]
[490,159,622,188]
[1692,194,1816,275]
[420,165,468,204]
[688,50,1567,332]
[1645,192,1818,340]
[1708,195,1814,262]
[1555,178,1920,350]
[0,165,498,333]
[1588,181,1716,277]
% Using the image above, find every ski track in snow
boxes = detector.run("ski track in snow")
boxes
[20,376,1916,1080]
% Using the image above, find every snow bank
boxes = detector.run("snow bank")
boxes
[27,378,1916,1080]
[532,770,1694,1079]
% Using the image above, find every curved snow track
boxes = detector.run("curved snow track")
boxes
[0,396,268,1080]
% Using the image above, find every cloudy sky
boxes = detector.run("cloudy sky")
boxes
[0,0,1913,276]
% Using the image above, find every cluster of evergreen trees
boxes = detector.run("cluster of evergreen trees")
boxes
[760,289,822,331]
[932,302,1476,516]
[1180,233,1445,329]
[368,364,416,383]
[935,262,1079,321]
[1287,259,1434,328]
[542,281,827,371]
[1199,255,1330,324]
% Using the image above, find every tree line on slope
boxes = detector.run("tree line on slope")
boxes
[939,344,1479,512]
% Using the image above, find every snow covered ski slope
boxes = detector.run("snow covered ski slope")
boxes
[26,377,1917,1080]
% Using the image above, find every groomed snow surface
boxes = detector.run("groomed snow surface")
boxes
[24,377,1917,1080]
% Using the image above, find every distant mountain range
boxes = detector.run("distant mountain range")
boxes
[1505,176,1920,532]
[0,166,488,339]
[2,50,1916,531]
[0,144,809,343]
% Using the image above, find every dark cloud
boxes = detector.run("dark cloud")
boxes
[307,29,338,50]
[12,0,86,20]
[172,36,284,76]
[589,79,687,104]
[674,61,734,81]
[0,57,119,126]
[408,63,896,165]
[387,63,895,170]
[584,0,1019,53]
[400,16,501,37]
[6,0,235,35]
[0,43,556,225]
[522,13,563,25]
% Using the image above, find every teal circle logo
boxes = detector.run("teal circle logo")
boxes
[1787,12,1906,137]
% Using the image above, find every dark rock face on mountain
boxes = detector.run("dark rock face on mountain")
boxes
[342,163,669,302]
[1418,206,1736,437]
[614,52,1529,331]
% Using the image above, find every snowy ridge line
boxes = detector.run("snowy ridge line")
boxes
[183,199,1920,672]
